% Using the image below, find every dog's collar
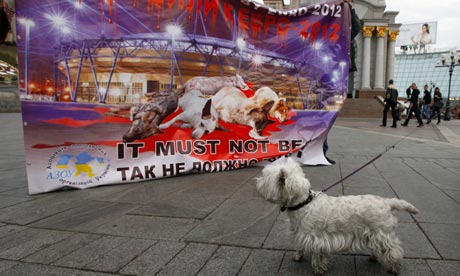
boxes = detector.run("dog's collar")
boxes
[280,192,314,212]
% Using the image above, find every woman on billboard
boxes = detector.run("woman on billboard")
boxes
[411,23,432,46]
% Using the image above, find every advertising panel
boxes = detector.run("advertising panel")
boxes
[396,21,437,47]
[15,0,351,194]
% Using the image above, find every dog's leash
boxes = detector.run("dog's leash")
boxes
[321,128,418,193]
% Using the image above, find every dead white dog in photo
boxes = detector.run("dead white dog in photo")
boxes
[181,74,249,96]
[159,90,222,139]
[213,86,274,139]
[256,158,419,275]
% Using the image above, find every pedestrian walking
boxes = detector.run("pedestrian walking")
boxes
[405,83,414,116]
[421,84,431,122]
[428,87,443,125]
[402,83,424,127]
[406,84,412,98]
[381,79,398,128]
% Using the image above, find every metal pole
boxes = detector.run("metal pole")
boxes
[54,51,59,101]
[102,42,121,103]
[238,52,242,75]
[24,26,30,95]
[444,66,453,121]
[170,39,175,91]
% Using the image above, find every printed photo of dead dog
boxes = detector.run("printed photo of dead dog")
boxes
[123,91,178,142]
[212,86,275,139]
[159,89,225,139]
[181,74,249,96]
[250,86,290,122]
[256,158,419,275]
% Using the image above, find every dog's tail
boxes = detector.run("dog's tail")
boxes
[388,198,419,214]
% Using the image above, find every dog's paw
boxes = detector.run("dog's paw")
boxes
[369,255,378,263]
[313,268,326,275]
[292,253,303,262]
[386,262,401,275]
[248,129,268,140]
[312,257,328,275]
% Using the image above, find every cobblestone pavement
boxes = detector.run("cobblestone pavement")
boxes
[1,113,459,276]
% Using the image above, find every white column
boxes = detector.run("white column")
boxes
[360,26,374,90]
[374,27,387,90]
[386,31,399,82]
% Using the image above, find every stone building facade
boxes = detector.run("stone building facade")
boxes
[264,0,401,98]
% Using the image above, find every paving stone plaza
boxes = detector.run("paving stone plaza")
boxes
[1,112,459,275]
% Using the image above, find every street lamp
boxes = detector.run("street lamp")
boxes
[252,54,262,66]
[46,13,72,101]
[45,13,71,38]
[166,23,182,91]
[339,61,347,94]
[18,17,35,95]
[236,37,246,75]
[436,49,460,121]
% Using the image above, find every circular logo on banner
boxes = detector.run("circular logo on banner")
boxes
[46,144,111,186]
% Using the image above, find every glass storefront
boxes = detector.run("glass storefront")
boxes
[394,51,460,99]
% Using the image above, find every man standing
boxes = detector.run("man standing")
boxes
[402,83,424,127]
[344,0,361,73]
[322,0,361,165]
[381,80,398,128]
[421,84,431,122]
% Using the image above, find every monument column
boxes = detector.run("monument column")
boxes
[374,26,387,90]
[360,26,374,90]
[386,30,399,82]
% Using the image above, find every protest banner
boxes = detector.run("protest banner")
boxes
[15,0,351,194]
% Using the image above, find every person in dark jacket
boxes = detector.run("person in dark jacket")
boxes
[404,84,414,115]
[322,0,361,165]
[346,0,361,73]
[421,84,432,122]
[428,87,443,125]
[406,85,412,98]
[381,80,398,128]
[402,83,424,127]
[0,2,10,44]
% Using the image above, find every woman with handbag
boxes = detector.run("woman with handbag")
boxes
[428,87,443,125]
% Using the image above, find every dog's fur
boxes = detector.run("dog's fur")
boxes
[256,158,419,275]
[181,74,249,96]
[123,91,178,142]
[213,86,274,139]
[159,90,222,139]
[250,87,290,122]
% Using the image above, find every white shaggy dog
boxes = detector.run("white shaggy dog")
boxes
[256,158,419,275]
